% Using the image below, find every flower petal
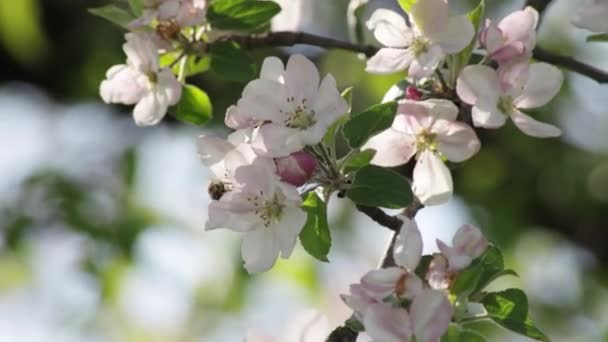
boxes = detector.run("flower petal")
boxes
[393,217,423,270]
[205,200,257,232]
[510,109,562,138]
[240,79,288,123]
[408,44,443,79]
[132,90,168,126]
[514,63,563,109]
[366,9,412,47]
[360,267,406,300]
[241,228,280,273]
[433,120,481,162]
[260,56,285,83]
[410,0,448,37]
[157,68,182,106]
[100,65,147,105]
[363,128,416,167]
[313,74,349,126]
[471,98,508,128]
[197,134,234,172]
[274,207,307,258]
[366,48,414,74]
[433,15,475,54]
[123,32,159,73]
[252,124,307,157]
[412,150,453,206]
[456,65,500,105]
[364,303,413,342]
[423,99,459,121]
[410,290,453,342]
[285,54,320,104]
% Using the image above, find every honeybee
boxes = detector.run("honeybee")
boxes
[208,181,228,200]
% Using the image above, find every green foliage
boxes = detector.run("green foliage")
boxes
[342,101,398,148]
[397,0,418,12]
[441,324,487,342]
[452,263,483,297]
[414,254,433,279]
[347,165,412,209]
[175,84,213,125]
[348,1,369,44]
[449,0,485,85]
[207,0,281,31]
[473,245,518,294]
[300,192,331,262]
[482,289,549,342]
[587,33,608,42]
[209,41,257,82]
[88,5,135,29]
[160,53,211,77]
[128,0,144,16]
[342,150,376,174]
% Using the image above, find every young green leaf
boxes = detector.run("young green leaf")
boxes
[88,5,136,29]
[482,289,549,342]
[128,0,144,16]
[207,0,281,31]
[397,0,418,12]
[451,262,483,297]
[175,84,213,125]
[342,101,398,148]
[472,245,518,294]
[299,192,331,262]
[210,41,257,82]
[449,0,485,84]
[587,33,608,42]
[342,149,376,174]
[347,165,412,209]
[441,324,487,342]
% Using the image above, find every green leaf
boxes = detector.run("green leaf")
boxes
[348,1,370,44]
[175,84,213,125]
[345,316,365,333]
[209,41,257,82]
[450,0,485,84]
[397,0,417,12]
[482,289,549,342]
[88,5,135,28]
[414,254,433,279]
[347,165,412,209]
[472,245,519,293]
[128,0,144,16]
[451,263,482,297]
[342,150,376,174]
[587,33,608,42]
[299,192,331,262]
[342,101,398,148]
[161,52,212,77]
[322,87,352,148]
[208,0,281,31]
[442,324,487,342]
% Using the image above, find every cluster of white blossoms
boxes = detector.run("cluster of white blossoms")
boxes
[199,55,348,273]
[363,3,563,206]
[341,218,488,341]
[100,0,208,126]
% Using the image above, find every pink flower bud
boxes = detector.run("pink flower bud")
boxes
[405,86,423,101]
[437,224,488,272]
[274,151,317,186]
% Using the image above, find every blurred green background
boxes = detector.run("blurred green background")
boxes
[0,0,607,341]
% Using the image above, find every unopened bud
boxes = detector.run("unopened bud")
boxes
[405,86,423,101]
[274,151,317,186]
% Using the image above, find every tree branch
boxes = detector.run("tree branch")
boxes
[212,30,608,84]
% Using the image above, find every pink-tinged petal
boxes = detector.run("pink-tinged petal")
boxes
[394,102,429,134]
[433,15,475,54]
[452,224,488,260]
[225,105,257,129]
[157,68,182,106]
[241,79,287,123]
[100,65,147,105]
[408,44,443,79]
[426,254,450,290]
[437,239,472,272]
[510,109,562,138]
[132,90,168,126]
[360,267,406,300]
[410,0,448,37]
[123,32,159,73]
[423,99,459,121]
[410,290,453,342]
[498,61,529,95]
[412,150,453,206]
[275,151,317,187]
[312,74,349,126]
[366,9,413,47]
[274,207,306,258]
[481,23,506,55]
[456,65,501,105]
[227,128,253,146]
[363,128,416,167]
[366,48,414,74]
[252,124,306,157]
[393,217,423,271]
[514,63,563,109]
[260,56,285,83]
[498,7,539,46]
[205,200,257,232]
[491,43,526,63]
[341,284,376,321]
[364,303,413,342]
[396,274,424,299]
[232,157,276,196]
[197,134,234,170]
[433,120,481,163]
[157,0,180,20]
[285,54,320,104]
[572,0,608,33]
[241,228,280,273]
[471,98,508,128]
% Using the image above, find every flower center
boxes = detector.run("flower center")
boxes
[250,192,284,227]
[411,36,430,57]
[415,130,437,152]
[147,71,158,84]
[497,96,515,114]
[284,97,316,129]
